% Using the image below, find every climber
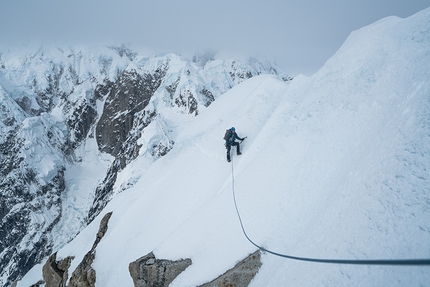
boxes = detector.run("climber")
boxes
[224,127,246,162]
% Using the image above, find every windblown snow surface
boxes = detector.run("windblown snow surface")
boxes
[20,8,430,287]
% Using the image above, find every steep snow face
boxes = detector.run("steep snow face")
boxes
[0,44,288,286]
[246,9,430,286]
[18,7,430,287]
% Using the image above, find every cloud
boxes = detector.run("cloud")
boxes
[1,0,429,76]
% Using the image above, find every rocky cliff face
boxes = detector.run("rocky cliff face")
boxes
[0,45,288,286]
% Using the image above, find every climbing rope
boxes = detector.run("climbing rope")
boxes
[230,157,430,266]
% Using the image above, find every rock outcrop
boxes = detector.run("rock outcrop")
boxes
[199,250,262,287]
[42,252,74,287]
[129,252,192,287]
[128,250,261,287]
[38,212,112,287]
[68,212,113,287]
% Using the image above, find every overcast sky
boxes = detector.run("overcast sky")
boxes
[1,0,429,76]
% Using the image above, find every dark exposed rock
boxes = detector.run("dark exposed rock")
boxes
[128,250,261,287]
[68,212,112,287]
[0,128,24,176]
[0,199,8,222]
[87,107,161,223]
[42,252,74,287]
[31,280,46,287]
[165,78,180,102]
[200,88,215,107]
[65,100,98,153]
[68,252,96,287]
[31,64,66,116]
[129,252,192,287]
[89,64,169,223]
[94,79,114,100]
[91,211,112,250]
[199,250,262,287]
[229,61,255,87]
[150,139,175,158]
[175,89,198,115]
[0,168,65,286]
[87,160,121,223]
[0,103,17,127]
[96,66,167,157]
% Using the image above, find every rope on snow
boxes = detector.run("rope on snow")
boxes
[230,156,430,266]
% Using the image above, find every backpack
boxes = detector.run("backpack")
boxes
[223,129,234,142]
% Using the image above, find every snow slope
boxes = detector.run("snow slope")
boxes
[19,7,430,287]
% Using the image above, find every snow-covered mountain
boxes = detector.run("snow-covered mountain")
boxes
[0,45,289,286]
[3,6,430,287]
